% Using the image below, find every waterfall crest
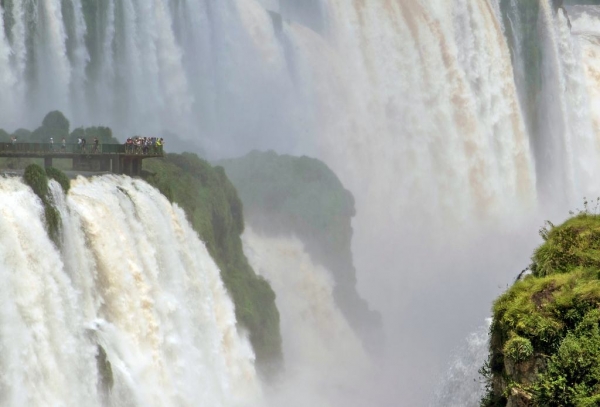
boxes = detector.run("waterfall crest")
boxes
[0,175,259,406]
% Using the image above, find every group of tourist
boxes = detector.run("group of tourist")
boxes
[0,135,165,155]
[125,137,164,155]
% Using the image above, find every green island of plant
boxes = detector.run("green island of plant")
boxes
[22,164,70,244]
[482,209,600,406]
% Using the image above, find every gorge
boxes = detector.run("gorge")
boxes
[2,0,600,406]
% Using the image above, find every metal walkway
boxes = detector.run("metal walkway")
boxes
[0,143,164,176]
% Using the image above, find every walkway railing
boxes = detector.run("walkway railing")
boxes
[0,143,164,156]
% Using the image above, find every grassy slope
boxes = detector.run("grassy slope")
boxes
[143,153,282,375]
[483,214,600,406]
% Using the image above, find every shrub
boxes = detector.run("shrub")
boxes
[504,335,534,362]
[46,167,70,194]
[23,164,61,243]
[533,310,600,406]
[24,164,49,199]
[532,215,600,277]
[483,214,600,406]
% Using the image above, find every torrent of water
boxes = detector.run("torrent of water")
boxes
[0,175,259,406]
[2,0,600,406]
[242,228,370,406]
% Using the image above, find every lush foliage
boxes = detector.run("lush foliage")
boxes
[144,153,282,375]
[533,309,600,406]
[533,215,600,277]
[483,214,600,406]
[504,335,534,363]
[23,164,61,242]
[46,167,71,194]
[24,163,49,198]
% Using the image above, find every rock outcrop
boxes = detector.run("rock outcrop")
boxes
[482,213,600,406]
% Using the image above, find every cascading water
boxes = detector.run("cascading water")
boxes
[430,321,491,407]
[2,0,600,405]
[0,175,259,406]
[536,1,599,205]
[241,228,372,407]
[569,6,600,147]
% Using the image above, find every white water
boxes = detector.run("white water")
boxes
[569,6,600,150]
[242,228,372,407]
[0,175,259,406]
[430,321,490,407]
[2,0,600,405]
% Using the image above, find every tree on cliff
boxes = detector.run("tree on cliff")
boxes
[30,111,70,142]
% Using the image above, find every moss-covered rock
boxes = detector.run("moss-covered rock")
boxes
[23,164,62,243]
[24,163,49,198]
[483,214,600,406]
[46,167,71,194]
[220,150,382,355]
[143,153,282,376]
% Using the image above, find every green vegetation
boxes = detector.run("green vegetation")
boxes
[45,167,71,194]
[23,164,63,243]
[504,335,534,363]
[220,150,382,354]
[144,153,282,375]
[24,163,49,198]
[483,213,600,406]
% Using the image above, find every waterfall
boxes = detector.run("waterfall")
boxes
[0,0,597,214]
[0,175,259,406]
[2,0,600,405]
[0,0,538,218]
[536,1,599,205]
[430,322,491,407]
[242,228,372,406]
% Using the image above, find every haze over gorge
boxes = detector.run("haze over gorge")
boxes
[2,0,600,406]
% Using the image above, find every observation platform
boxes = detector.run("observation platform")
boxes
[0,143,163,176]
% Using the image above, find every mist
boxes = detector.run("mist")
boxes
[2,0,600,406]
